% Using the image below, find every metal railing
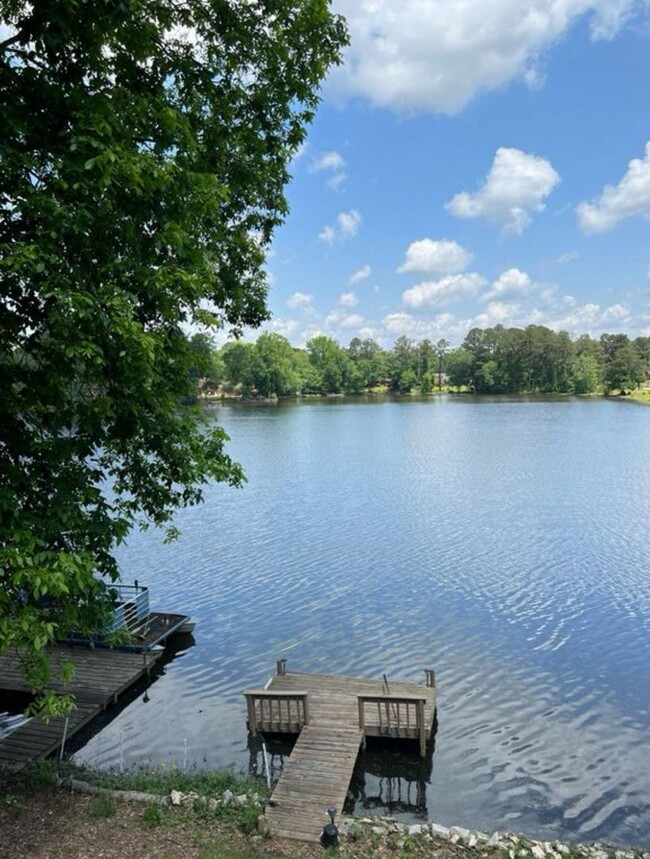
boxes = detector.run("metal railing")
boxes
[106,583,150,634]
[358,694,428,757]
[243,689,310,735]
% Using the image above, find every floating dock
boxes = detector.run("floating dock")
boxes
[0,645,162,766]
[244,661,436,842]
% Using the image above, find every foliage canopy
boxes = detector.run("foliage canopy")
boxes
[0,0,347,712]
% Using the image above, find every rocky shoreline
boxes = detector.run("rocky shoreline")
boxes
[59,777,649,859]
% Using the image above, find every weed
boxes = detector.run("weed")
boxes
[86,791,116,819]
[143,803,167,827]
[2,793,25,819]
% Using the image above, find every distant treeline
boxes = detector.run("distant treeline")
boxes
[188,326,650,397]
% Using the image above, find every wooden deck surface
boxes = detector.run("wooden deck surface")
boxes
[0,646,161,766]
[257,670,436,842]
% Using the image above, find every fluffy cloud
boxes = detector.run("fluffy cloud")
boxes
[577,142,650,233]
[482,268,533,302]
[402,273,486,310]
[447,148,560,234]
[311,151,345,172]
[325,309,365,329]
[286,292,313,309]
[397,239,473,275]
[319,209,361,243]
[330,1,643,114]
[339,292,358,307]
[310,150,346,189]
[349,264,372,285]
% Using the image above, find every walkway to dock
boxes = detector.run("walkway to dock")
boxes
[0,646,161,766]
[244,663,436,842]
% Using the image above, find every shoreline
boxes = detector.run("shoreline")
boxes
[1,763,647,858]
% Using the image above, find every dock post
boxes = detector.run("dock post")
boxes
[424,669,435,688]
[276,658,287,676]
[417,699,426,758]
[246,694,258,735]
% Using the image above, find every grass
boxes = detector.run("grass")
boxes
[86,791,116,819]
[58,760,261,799]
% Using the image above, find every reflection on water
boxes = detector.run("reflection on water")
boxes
[73,398,650,846]
[247,732,435,819]
[0,690,33,741]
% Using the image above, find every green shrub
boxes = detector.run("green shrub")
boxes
[86,791,116,819]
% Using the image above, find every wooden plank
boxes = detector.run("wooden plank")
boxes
[0,646,162,765]
[245,666,437,842]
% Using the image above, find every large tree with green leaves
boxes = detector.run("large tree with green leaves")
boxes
[0,0,347,713]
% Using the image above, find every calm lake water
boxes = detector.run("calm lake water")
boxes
[73,397,650,846]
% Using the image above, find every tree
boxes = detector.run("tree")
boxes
[347,337,386,389]
[600,333,645,393]
[446,348,472,389]
[250,333,299,398]
[0,1,347,713]
[188,333,222,391]
[306,335,352,393]
[434,338,451,391]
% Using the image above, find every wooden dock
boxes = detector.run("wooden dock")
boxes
[244,662,436,842]
[0,645,162,766]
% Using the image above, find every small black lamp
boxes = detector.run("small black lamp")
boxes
[320,805,338,848]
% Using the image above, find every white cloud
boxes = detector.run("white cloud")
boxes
[398,239,473,275]
[341,313,365,329]
[286,292,314,309]
[447,148,560,234]
[310,151,346,172]
[339,292,359,307]
[577,142,650,233]
[319,209,361,243]
[349,264,372,285]
[270,318,298,337]
[482,268,533,302]
[310,151,346,190]
[402,273,487,310]
[330,1,644,115]
[557,250,580,264]
[324,308,365,330]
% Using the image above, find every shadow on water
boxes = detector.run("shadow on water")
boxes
[247,714,437,820]
[0,690,35,741]
[64,633,196,759]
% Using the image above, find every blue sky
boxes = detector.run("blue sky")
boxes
[260,0,650,349]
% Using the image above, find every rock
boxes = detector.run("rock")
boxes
[509,849,516,859]
[371,826,384,836]
[431,823,451,840]
[488,832,502,847]
[235,794,248,807]
[249,836,262,846]
[468,833,479,848]
[532,844,547,859]
[222,789,234,806]
[451,835,460,845]
[409,824,424,836]
[450,826,472,842]
[170,790,183,806]
[208,798,219,812]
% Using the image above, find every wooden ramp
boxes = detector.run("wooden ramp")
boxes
[266,724,363,840]
[244,662,436,842]
[0,646,161,766]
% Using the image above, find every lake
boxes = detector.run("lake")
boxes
[73,396,650,846]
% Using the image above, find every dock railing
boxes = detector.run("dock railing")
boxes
[243,690,310,735]
[358,694,429,757]
[107,584,150,634]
